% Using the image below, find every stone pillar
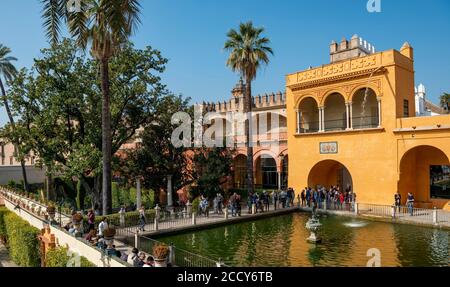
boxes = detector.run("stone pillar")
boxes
[167,175,173,210]
[186,201,192,218]
[296,110,301,133]
[224,206,229,220]
[377,98,382,127]
[136,178,142,210]
[277,171,282,191]
[354,202,359,215]
[192,212,196,225]
[319,107,325,132]
[154,204,161,230]
[134,233,140,248]
[345,103,351,130]
[349,102,353,129]
[433,207,438,225]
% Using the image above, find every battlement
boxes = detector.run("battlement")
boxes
[330,35,375,63]
[200,91,286,113]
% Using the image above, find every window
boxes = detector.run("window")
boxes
[431,165,450,199]
[403,99,409,118]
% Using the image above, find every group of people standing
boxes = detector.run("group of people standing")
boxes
[300,185,356,211]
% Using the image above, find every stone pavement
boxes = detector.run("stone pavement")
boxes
[0,243,17,267]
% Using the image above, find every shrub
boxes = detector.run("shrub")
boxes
[3,212,41,267]
[192,197,200,213]
[45,246,96,267]
[0,208,8,243]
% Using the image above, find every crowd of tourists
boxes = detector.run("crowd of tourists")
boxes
[299,185,356,211]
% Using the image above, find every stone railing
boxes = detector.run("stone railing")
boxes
[0,188,128,267]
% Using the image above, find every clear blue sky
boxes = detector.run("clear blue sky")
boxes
[1,0,449,126]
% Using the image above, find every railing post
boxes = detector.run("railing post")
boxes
[154,204,161,231]
[216,258,224,267]
[224,205,229,220]
[391,205,396,218]
[433,207,438,225]
[186,201,192,218]
[297,195,301,208]
[134,232,140,249]
[354,202,359,215]
[252,203,256,215]
[169,243,175,265]
[192,212,196,225]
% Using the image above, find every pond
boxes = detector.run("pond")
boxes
[157,212,449,267]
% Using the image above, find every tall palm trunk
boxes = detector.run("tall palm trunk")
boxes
[0,78,29,192]
[244,79,254,195]
[100,58,112,215]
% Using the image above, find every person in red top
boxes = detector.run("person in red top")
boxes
[339,193,345,209]
[87,209,95,232]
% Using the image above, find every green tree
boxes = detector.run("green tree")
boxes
[0,44,29,192]
[121,95,193,206]
[190,147,234,200]
[3,39,167,210]
[41,0,142,214]
[224,21,273,196]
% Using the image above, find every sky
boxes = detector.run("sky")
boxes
[0,0,449,127]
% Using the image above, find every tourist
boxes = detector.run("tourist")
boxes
[115,249,122,259]
[138,207,146,232]
[235,193,242,216]
[213,194,219,214]
[306,188,311,207]
[137,252,146,267]
[87,209,95,232]
[285,189,291,208]
[280,190,287,208]
[229,193,237,217]
[394,192,401,213]
[106,243,117,257]
[85,229,97,242]
[406,193,415,216]
[120,252,129,262]
[217,193,224,214]
[289,188,295,207]
[301,189,306,207]
[127,248,140,267]
[143,256,154,267]
[339,192,345,209]
[262,191,269,212]
[247,193,253,214]
[96,237,107,250]
[200,196,209,217]
[98,217,109,237]
[271,191,278,210]
[119,206,126,227]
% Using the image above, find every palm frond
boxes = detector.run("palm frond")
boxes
[41,0,67,45]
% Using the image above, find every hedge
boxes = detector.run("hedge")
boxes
[45,246,96,267]
[0,208,8,243]
[1,209,41,267]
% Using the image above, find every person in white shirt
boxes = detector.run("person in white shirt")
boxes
[97,217,109,237]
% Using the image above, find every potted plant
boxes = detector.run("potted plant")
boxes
[103,228,116,241]
[47,205,56,221]
[152,244,170,267]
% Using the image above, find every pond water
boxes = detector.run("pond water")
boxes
[157,212,449,267]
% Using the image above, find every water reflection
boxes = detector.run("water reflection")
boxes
[157,213,449,267]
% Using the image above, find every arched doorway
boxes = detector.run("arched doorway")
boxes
[399,146,450,206]
[298,97,319,133]
[324,93,347,131]
[308,160,353,191]
[233,154,247,189]
[255,154,278,189]
[352,88,379,129]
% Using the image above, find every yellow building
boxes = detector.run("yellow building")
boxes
[286,35,450,210]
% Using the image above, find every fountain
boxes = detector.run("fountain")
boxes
[305,209,322,243]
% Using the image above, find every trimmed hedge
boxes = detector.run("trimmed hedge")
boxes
[0,208,8,243]
[45,246,96,267]
[0,209,41,267]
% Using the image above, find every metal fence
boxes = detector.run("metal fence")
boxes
[138,235,227,267]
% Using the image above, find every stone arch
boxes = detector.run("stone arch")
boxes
[398,145,450,207]
[308,160,353,192]
[321,89,348,106]
[351,88,379,129]
[254,153,278,189]
[297,97,319,133]
[323,92,347,131]
[233,154,248,189]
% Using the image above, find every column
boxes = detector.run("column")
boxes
[277,171,282,191]
[345,103,350,130]
[167,175,173,209]
[319,107,325,132]
[349,102,353,130]
[136,178,142,210]
[296,110,301,133]
[377,98,382,128]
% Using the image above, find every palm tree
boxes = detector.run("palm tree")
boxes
[224,21,273,195]
[440,93,450,113]
[0,44,30,192]
[41,0,142,215]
